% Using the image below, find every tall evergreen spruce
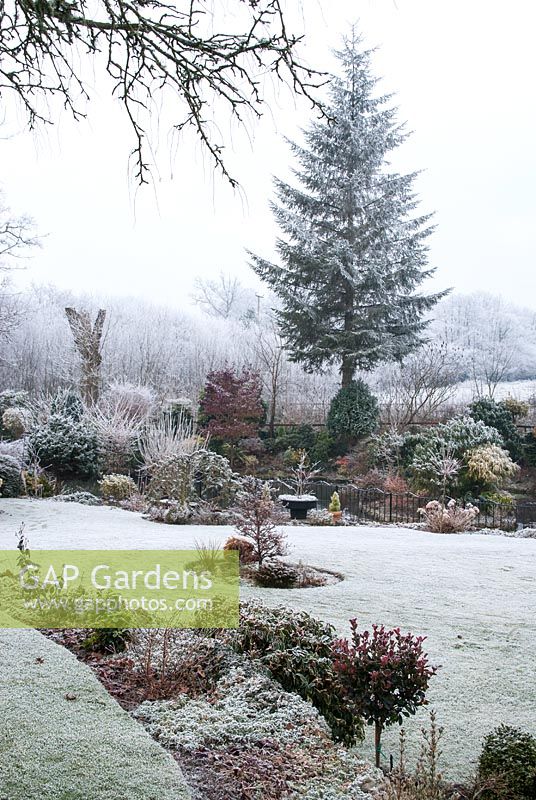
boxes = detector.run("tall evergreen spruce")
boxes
[250,33,446,387]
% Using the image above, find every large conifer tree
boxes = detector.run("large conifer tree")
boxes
[250,32,446,387]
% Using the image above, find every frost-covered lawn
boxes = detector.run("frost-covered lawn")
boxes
[0,626,191,800]
[1,498,535,780]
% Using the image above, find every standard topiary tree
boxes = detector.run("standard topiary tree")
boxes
[327,379,379,446]
[333,620,437,768]
[479,724,536,800]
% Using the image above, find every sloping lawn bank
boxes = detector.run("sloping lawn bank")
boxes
[0,628,191,800]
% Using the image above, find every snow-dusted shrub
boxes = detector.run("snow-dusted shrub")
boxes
[226,601,362,746]
[147,449,238,507]
[327,380,379,444]
[469,397,523,460]
[88,405,141,473]
[100,381,155,421]
[307,508,334,526]
[0,438,24,461]
[466,444,519,489]
[479,724,536,800]
[2,406,31,439]
[146,500,195,525]
[119,494,148,513]
[410,416,503,493]
[133,667,328,752]
[50,389,85,421]
[139,412,204,469]
[147,500,233,525]
[0,453,25,497]
[368,430,405,470]
[254,560,299,588]
[52,491,102,506]
[0,390,29,437]
[418,499,479,533]
[28,414,101,477]
[98,473,137,501]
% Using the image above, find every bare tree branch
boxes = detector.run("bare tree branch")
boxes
[192,270,248,319]
[0,0,326,184]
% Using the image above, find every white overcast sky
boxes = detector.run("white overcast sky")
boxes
[2,0,535,309]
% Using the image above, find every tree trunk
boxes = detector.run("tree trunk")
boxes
[65,307,106,405]
[341,356,356,388]
[374,720,383,768]
[268,394,276,439]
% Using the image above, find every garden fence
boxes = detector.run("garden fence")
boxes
[272,479,526,531]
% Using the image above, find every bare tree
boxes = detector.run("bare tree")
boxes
[192,271,248,319]
[248,312,286,437]
[1,0,324,184]
[376,342,460,428]
[471,316,515,398]
[65,307,106,404]
[0,189,39,341]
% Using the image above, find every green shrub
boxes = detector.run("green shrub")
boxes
[28,414,102,477]
[0,453,25,497]
[478,724,536,799]
[469,398,523,461]
[147,449,238,507]
[522,431,536,467]
[50,390,85,421]
[254,560,299,588]
[410,416,503,494]
[82,628,131,653]
[327,380,379,445]
[502,397,529,420]
[271,424,317,453]
[310,429,334,464]
[227,601,363,745]
[98,473,137,501]
[23,465,57,498]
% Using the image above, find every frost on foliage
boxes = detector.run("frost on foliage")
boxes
[99,381,156,422]
[249,32,443,381]
[52,490,102,506]
[98,473,137,501]
[133,667,328,752]
[465,444,519,487]
[147,449,239,508]
[418,499,480,533]
[293,749,382,799]
[28,412,102,478]
[410,415,504,490]
[2,407,31,439]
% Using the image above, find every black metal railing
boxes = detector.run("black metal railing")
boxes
[272,479,524,531]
